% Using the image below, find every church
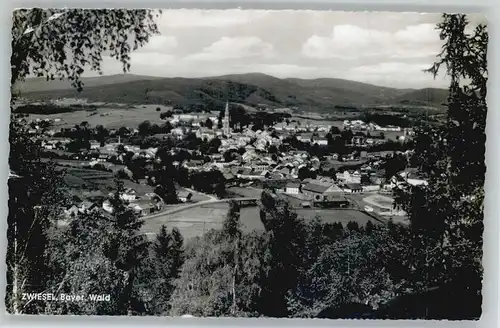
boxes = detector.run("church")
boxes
[222,100,231,136]
[195,100,232,141]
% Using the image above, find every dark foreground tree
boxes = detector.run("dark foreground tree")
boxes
[169,204,266,317]
[258,191,308,317]
[43,181,148,315]
[393,14,487,319]
[8,8,161,314]
[138,225,184,315]
[6,117,69,314]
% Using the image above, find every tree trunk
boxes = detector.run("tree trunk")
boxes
[231,237,239,315]
[231,265,236,315]
[12,219,21,314]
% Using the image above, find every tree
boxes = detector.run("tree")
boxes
[138,120,152,137]
[160,121,173,134]
[392,14,487,319]
[268,145,278,154]
[169,227,266,317]
[139,225,184,315]
[7,117,69,314]
[208,137,222,154]
[152,152,179,204]
[360,174,371,185]
[154,183,178,204]
[127,157,147,182]
[287,228,397,318]
[8,8,161,314]
[45,211,128,315]
[115,143,126,154]
[223,150,236,163]
[340,129,354,143]
[105,180,150,314]
[222,202,242,314]
[95,124,109,146]
[160,111,173,120]
[205,118,213,130]
[382,153,408,179]
[298,166,316,181]
[43,181,149,315]
[118,126,130,137]
[217,110,224,129]
[11,9,161,90]
[258,191,308,317]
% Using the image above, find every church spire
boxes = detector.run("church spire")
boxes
[223,100,231,136]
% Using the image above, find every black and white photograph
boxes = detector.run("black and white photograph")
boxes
[7,8,487,319]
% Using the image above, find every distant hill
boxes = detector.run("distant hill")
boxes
[393,88,449,107]
[15,74,164,93]
[17,73,448,112]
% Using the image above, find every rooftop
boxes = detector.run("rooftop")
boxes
[302,182,334,194]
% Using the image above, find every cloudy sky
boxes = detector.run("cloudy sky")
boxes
[96,10,486,89]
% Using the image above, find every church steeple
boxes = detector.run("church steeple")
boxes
[223,100,231,136]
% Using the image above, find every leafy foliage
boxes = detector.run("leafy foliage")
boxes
[138,225,184,315]
[393,14,486,314]
[287,227,398,318]
[12,9,161,90]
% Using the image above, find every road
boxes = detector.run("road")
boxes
[183,187,217,201]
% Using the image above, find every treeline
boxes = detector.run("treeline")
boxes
[227,105,291,132]
[14,103,97,114]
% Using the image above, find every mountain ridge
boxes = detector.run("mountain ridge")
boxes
[17,73,448,112]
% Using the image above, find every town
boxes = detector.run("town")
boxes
[15,98,426,238]
[8,8,486,320]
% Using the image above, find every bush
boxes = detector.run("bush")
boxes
[115,169,130,180]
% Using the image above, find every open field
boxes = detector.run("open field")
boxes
[60,166,156,196]
[293,117,344,128]
[28,104,177,129]
[141,203,265,241]
[363,194,394,210]
[296,208,378,225]
[50,158,127,172]
[226,186,263,198]
[62,167,114,184]
[141,200,379,241]
[347,192,409,225]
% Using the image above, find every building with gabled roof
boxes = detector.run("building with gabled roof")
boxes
[302,181,344,202]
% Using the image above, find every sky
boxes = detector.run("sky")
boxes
[94,10,487,89]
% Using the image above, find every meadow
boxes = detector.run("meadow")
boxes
[29,104,174,129]
[141,202,379,242]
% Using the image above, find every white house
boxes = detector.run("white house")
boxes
[102,200,114,213]
[196,128,217,141]
[285,182,300,195]
[297,133,313,143]
[119,188,138,202]
[90,141,101,150]
[313,138,328,146]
